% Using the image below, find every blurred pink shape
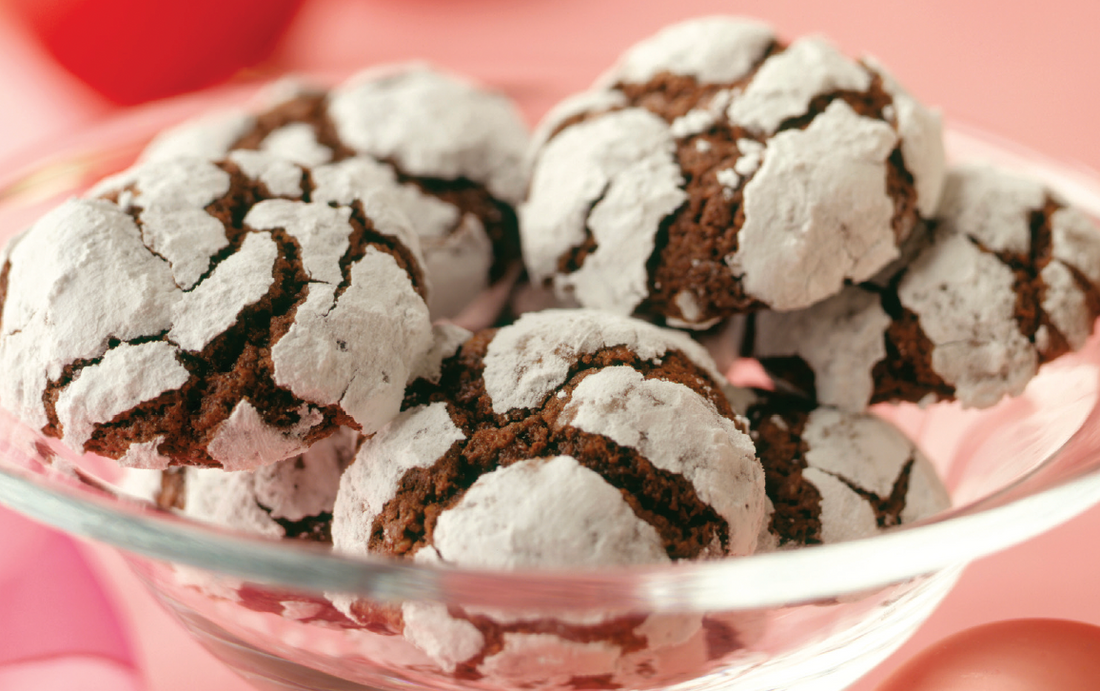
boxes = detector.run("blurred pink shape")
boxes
[0,509,134,673]
[0,505,49,586]
[0,657,142,691]
[875,619,1100,690]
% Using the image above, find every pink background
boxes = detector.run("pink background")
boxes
[0,1,1098,689]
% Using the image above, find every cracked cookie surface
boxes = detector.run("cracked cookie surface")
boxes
[522,16,945,327]
[728,388,949,549]
[330,309,765,682]
[142,64,529,320]
[750,164,1100,410]
[0,151,432,469]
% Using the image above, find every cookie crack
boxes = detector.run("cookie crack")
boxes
[556,181,609,276]
[384,341,737,560]
[81,226,344,465]
[743,397,823,547]
[255,498,333,542]
[231,90,354,162]
[772,72,894,134]
[40,331,172,439]
[865,277,956,405]
[612,38,781,125]
[642,129,761,322]
[338,200,428,301]
[961,197,1062,351]
[820,456,915,529]
[386,159,520,283]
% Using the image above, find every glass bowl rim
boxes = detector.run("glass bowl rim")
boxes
[1,82,1100,613]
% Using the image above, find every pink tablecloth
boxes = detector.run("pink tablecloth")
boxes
[1,1,1098,689]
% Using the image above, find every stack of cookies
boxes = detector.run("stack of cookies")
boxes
[2,16,1097,683]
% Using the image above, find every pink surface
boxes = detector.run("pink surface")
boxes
[0,1,1098,690]
[0,509,131,668]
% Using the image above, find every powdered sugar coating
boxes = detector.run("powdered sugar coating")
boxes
[936,164,1043,253]
[140,110,255,164]
[259,123,333,168]
[526,20,944,323]
[90,157,231,290]
[802,468,879,544]
[865,57,946,217]
[244,200,352,285]
[752,164,1100,410]
[272,248,431,434]
[55,341,189,451]
[310,156,496,320]
[329,64,529,205]
[733,100,898,310]
[603,16,775,86]
[0,150,431,467]
[207,401,323,471]
[801,407,949,541]
[118,438,174,470]
[332,402,464,559]
[753,287,891,412]
[0,199,179,429]
[482,309,724,414]
[731,390,950,547]
[728,36,871,135]
[803,408,918,497]
[185,428,356,536]
[1041,260,1091,349]
[521,108,686,313]
[227,150,305,198]
[900,222,1037,407]
[140,68,524,321]
[168,230,278,352]
[560,367,764,556]
[426,455,668,569]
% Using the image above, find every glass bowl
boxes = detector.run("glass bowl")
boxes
[2,87,1100,691]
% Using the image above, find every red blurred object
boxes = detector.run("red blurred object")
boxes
[4,0,303,105]
[876,618,1100,691]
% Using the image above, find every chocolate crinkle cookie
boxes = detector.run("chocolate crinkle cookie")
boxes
[122,427,360,627]
[329,309,766,678]
[142,64,530,320]
[522,16,945,327]
[125,427,358,542]
[748,164,1100,411]
[0,151,432,470]
[724,387,949,549]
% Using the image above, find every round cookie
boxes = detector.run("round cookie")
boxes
[522,16,945,327]
[330,309,766,678]
[749,164,1100,410]
[130,427,358,541]
[123,428,360,627]
[143,64,530,320]
[0,151,432,469]
[729,388,950,549]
